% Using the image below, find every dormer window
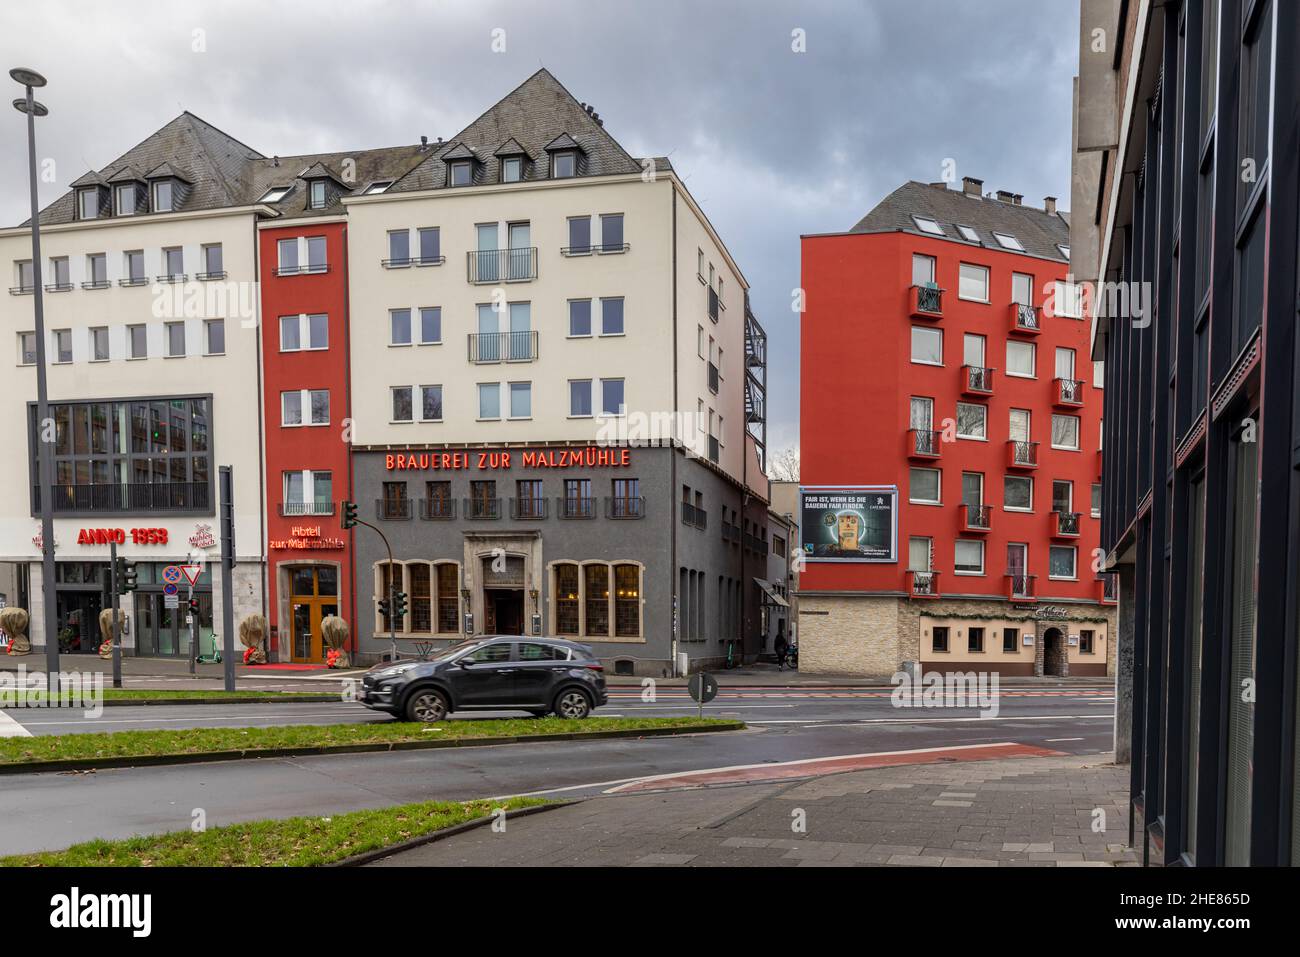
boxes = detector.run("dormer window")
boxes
[114,184,137,216]
[957,224,980,243]
[993,231,1024,251]
[449,161,472,187]
[153,180,174,213]
[259,186,291,204]
[501,157,523,183]
[362,181,392,195]
[309,180,327,209]
[552,151,577,178]
[911,215,944,236]
[76,188,100,220]
[1057,244,1071,259]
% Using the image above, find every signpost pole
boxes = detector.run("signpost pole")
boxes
[219,466,236,692]
[188,581,198,675]
[109,541,122,689]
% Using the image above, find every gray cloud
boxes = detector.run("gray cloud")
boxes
[0,0,1077,451]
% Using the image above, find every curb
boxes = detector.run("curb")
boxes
[1,695,341,710]
[330,800,579,867]
[0,721,745,776]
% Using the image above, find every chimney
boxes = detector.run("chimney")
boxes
[272,155,279,167]
[929,181,948,190]
[962,176,983,197]
[995,189,1015,203]
[1013,193,1024,206]
[420,135,428,150]
[1044,195,1057,215]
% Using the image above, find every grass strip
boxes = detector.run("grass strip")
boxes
[0,796,551,867]
[0,716,739,767]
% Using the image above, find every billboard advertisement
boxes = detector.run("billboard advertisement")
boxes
[799,486,898,562]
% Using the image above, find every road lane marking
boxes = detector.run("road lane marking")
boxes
[1046,737,1086,742]
[0,710,33,737]
[750,712,1114,727]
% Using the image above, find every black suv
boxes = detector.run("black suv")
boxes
[358,636,608,722]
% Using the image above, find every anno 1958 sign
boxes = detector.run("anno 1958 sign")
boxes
[386,447,632,472]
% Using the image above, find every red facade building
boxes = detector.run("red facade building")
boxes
[798,178,1116,677]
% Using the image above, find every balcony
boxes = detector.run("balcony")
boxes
[1052,510,1081,538]
[155,274,187,284]
[81,280,111,290]
[45,282,74,293]
[117,276,149,287]
[34,482,210,514]
[606,496,646,519]
[557,496,596,519]
[681,501,707,529]
[419,497,456,520]
[907,570,940,598]
[708,286,720,322]
[467,247,538,284]
[1099,573,1118,604]
[383,254,444,269]
[275,262,330,277]
[744,533,769,556]
[510,497,548,520]
[961,365,995,397]
[468,330,538,363]
[910,284,943,319]
[708,361,719,394]
[721,521,740,544]
[466,497,503,520]
[907,428,942,460]
[1006,573,1037,602]
[1054,377,1085,407]
[959,502,992,533]
[278,501,335,517]
[1006,440,1039,470]
[8,284,34,295]
[1009,302,1041,335]
[196,271,228,281]
[376,498,411,521]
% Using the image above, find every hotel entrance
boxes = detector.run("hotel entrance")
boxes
[288,565,339,662]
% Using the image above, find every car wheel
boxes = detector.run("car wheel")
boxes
[404,688,449,723]
[553,688,592,720]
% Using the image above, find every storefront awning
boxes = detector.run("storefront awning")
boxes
[754,578,789,608]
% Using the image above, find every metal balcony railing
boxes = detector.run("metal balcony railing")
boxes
[34,482,211,513]
[467,247,538,283]
[963,365,995,394]
[511,497,548,519]
[1055,378,1085,406]
[275,262,330,277]
[911,284,943,317]
[468,330,538,363]
[419,497,456,520]
[909,428,942,457]
[1054,510,1081,536]
[466,497,502,520]
[1010,302,1041,333]
[681,501,707,528]
[1101,573,1118,603]
[961,503,992,531]
[908,570,939,597]
[606,496,645,519]
[557,496,596,519]
[279,501,336,517]
[1007,573,1037,600]
[1007,440,1039,468]
[376,498,411,520]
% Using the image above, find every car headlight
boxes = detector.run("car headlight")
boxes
[373,663,418,679]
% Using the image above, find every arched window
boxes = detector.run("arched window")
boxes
[554,563,580,636]
[614,564,640,637]
[409,563,431,633]
[435,563,460,634]
[584,563,610,637]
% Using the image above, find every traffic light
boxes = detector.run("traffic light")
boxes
[188,597,200,616]
[341,500,358,529]
[377,597,390,619]
[118,559,138,595]
[393,591,408,620]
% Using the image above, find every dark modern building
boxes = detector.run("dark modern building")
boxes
[1073,0,1299,864]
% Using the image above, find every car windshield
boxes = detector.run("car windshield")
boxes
[424,641,482,662]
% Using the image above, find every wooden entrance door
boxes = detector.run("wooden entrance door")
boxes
[288,566,339,662]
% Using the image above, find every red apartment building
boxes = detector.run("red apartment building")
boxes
[798,177,1116,677]
[255,148,426,662]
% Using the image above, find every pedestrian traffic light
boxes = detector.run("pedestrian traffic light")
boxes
[377,597,390,619]
[118,559,138,595]
[393,591,408,620]
[342,500,358,529]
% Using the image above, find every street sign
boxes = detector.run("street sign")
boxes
[162,565,183,585]
[180,564,202,587]
[688,672,718,704]
[163,583,178,596]
[164,594,180,609]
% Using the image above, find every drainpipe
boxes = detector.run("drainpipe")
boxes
[669,184,679,677]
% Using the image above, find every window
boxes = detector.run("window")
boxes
[18,332,36,365]
[552,151,576,178]
[1091,483,1102,518]
[911,215,944,235]
[912,253,936,286]
[87,253,107,287]
[908,536,932,571]
[363,181,392,195]
[478,383,501,420]
[1052,480,1073,515]
[201,244,223,278]
[152,180,174,213]
[380,484,409,523]
[1051,414,1080,450]
[957,224,980,243]
[968,627,985,653]
[569,299,592,337]
[53,329,72,364]
[1006,340,1036,377]
[162,247,184,280]
[555,564,580,634]
[390,308,412,346]
[391,386,413,423]
[387,230,410,265]
[258,186,291,203]
[958,263,989,302]
[309,180,327,209]
[1057,244,1071,259]
[600,213,624,252]
[1049,545,1077,579]
[277,238,298,274]
[282,389,329,426]
[165,322,185,358]
[516,479,544,518]
[280,314,328,351]
[568,216,591,254]
[48,256,70,289]
[911,326,943,365]
[128,324,147,359]
[1055,346,1077,381]
[933,626,950,653]
[306,236,327,272]
[584,563,609,635]
[909,466,941,504]
[1004,475,1033,511]
[954,540,984,575]
[600,297,625,335]
[125,250,145,283]
[1053,281,1083,319]
[601,379,625,415]
[448,161,472,186]
[956,402,987,440]
[283,470,332,514]
[614,564,640,636]
[1002,628,1019,653]
[569,379,592,417]
[563,479,593,519]
[961,472,984,508]
[419,307,441,344]
[418,228,441,264]
[992,232,1023,251]
[204,319,224,356]
[1012,272,1034,306]
[963,332,986,369]
[420,385,443,422]
[77,188,99,220]
[1079,630,1095,654]
[501,157,523,183]
[508,381,531,419]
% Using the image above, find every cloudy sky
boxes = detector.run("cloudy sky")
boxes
[0,0,1078,458]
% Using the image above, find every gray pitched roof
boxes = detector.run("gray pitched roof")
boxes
[493,137,528,156]
[850,181,1071,262]
[144,160,192,181]
[246,145,431,218]
[391,68,641,193]
[106,165,146,184]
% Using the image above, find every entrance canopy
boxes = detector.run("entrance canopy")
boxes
[753,578,789,607]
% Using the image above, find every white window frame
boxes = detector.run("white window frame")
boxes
[419,385,444,423]
[910,325,944,366]
[127,324,147,360]
[204,318,225,356]
[1051,414,1081,451]
[164,321,186,358]
[389,307,413,346]
[954,539,986,576]
[1003,475,1034,512]
[992,231,1024,251]
[279,314,328,352]
[477,382,502,421]
[17,331,36,366]
[909,466,942,505]
[283,469,333,514]
[955,401,987,440]
[390,386,414,423]
[958,263,990,303]
[508,381,532,420]
[568,378,593,418]
[1049,545,1078,581]
[1006,340,1037,378]
[911,214,944,235]
[87,326,109,362]
[418,306,442,345]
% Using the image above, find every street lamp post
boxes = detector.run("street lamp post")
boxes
[10,67,59,688]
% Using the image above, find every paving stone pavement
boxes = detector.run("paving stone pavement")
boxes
[369,753,1140,867]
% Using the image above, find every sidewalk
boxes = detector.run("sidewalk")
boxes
[370,753,1138,867]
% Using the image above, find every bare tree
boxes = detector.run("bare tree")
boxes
[768,445,800,482]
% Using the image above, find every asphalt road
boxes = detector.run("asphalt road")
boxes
[0,686,1115,856]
